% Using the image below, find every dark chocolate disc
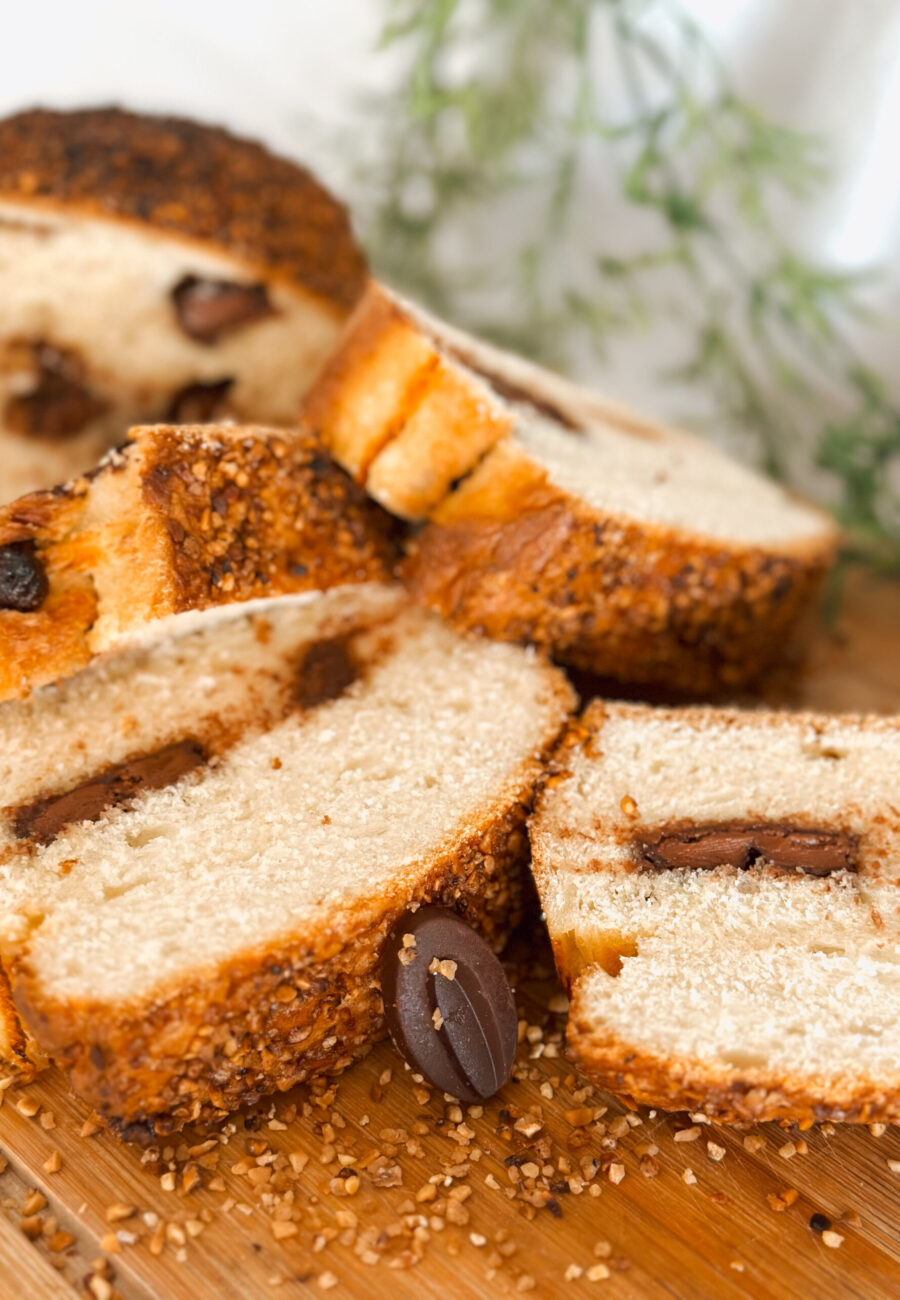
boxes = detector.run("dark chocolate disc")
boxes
[380,906,517,1102]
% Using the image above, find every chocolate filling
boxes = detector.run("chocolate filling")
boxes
[296,637,358,709]
[11,741,207,845]
[441,343,583,433]
[4,340,107,439]
[172,276,274,343]
[165,377,234,423]
[638,823,858,876]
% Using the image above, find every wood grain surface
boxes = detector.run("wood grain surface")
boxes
[1,569,899,1300]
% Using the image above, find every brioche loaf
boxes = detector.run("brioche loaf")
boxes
[531,700,900,1125]
[0,107,367,502]
[0,422,396,702]
[0,585,573,1137]
[304,283,838,694]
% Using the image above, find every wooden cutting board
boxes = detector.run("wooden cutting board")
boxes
[2,569,900,1300]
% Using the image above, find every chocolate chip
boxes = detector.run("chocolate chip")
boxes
[165,377,234,423]
[296,637,358,709]
[0,541,48,612]
[638,823,858,876]
[4,340,106,438]
[809,1213,832,1233]
[172,276,274,343]
[12,740,207,845]
[380,906,517,1102]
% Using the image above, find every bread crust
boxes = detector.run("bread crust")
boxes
[0,424,397,701]
[0,962,31,1075]
[303,282,513,516]
[0,108,366,311]
[566,991,900,1125]
[11,802,534,1139]
[138,425,398,611]
[405,443,834,694]
[302,284,440,478]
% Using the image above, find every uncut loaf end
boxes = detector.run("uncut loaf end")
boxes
[0,106,367,502]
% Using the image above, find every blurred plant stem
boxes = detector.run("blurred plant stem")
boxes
[355,0,900,572]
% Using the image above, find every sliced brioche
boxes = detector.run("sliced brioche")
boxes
[531,701,900,1125]
[0,422,396,701]
[304,283,838,693]
[0,585,573,1135]
[0,107,367,502]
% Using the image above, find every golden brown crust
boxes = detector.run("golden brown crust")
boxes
[0,486,98,700]
[404,448,835,695]
[302,282,513,516]
[0,107,367,310]
[302,282,443,480]
[139,424,398,612]
[566,993,900,1126]
[0,425,398,702]
[0,962,32,1075]
[12,804,534,1139]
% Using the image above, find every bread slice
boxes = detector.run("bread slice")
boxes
[303,283,838,694]
[0,107,367,502]
[0,422,396,702]
[531,700,900,1125]
[0,584,573,1136]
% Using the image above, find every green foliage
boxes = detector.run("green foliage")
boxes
[353,0,900,570]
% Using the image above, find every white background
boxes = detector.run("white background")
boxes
[2,0,899,408]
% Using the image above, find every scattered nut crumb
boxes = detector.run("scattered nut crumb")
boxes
[105,1204,136,1224]
[22,1191,47,1216]
[272,1221,298,1240]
